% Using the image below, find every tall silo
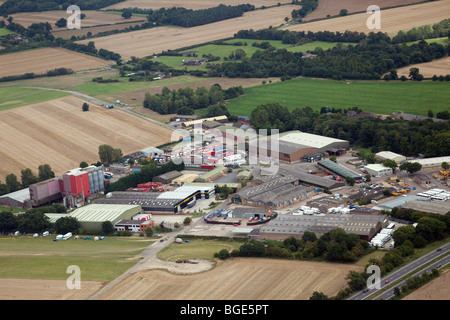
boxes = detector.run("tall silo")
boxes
[93,171,99,193]
[98,170,105,191]
[88,173,94,192]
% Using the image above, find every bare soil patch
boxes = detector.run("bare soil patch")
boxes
[95,258,362,300]
[0,95,173,181]
[0,48,112,78]
[78,5,300,60]
[285,0,450,35]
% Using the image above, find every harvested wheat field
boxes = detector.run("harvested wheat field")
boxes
[6,10,144,28]
[0,278,104,300]
[302,0,426,21]
[78,5,299,60]
[52,21,145,39]
[105,0,292,10]
[402,270,450,300]
[0,95,173,181]
[395,56,450,78]
[285,0,450,35]
[95,258,362,300]
[0,48,112,78]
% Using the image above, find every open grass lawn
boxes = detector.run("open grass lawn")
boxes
[157,239,242,262]
[0,87,68,111]
[225,77,450,117]
[0,28,15,36]
[0,235,153,281]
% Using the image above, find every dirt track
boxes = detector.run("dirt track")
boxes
[285,0,450,35]
[78,5,299,60]
[0,95,173,181]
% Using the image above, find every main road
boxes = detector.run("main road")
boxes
[348,242,450,300]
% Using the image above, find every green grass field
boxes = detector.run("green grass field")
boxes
[156,39,349,71]
[157,239,241,262]
[225,77,450,117]
[0,87,69,111]
[0,235,152,281]
[0,28,15,36]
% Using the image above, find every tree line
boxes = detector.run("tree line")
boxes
[143,84,244,115]
[0,0,126,15]
[0,164,56,196]
[248,103,450,157]
[206,32,449,80]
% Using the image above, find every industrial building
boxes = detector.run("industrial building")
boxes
[45,204,143,231]
[306,196,348,211]
[172,173,199,186]
[413,156,450,169]
[364,164,393,177]
[182,115,228,128]
[236,170,252,182]
[152,170,183,184]
[195,166,227,182]
[402,200,450,215]
[140,146,164,158]
[375,151,406,164]
[256,214,388,241]
[114,219,154,233]
[0,188,31,209]
[318,160,362,181]
[259,131,349,163]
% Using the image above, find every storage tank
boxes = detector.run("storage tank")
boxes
[98,170,105,191]
[93,171,100,192]
[88,173,94,192]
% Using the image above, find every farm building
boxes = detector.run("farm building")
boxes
[140,146,164,158]
[172,173,199,186]
[202,120,222,130]
[195,166,227,182]
[114,219,154,232]
[390,110,445,122]
[152,170,183,184]
[318,160,362,181]
[29,178,63,207]
[364,164,393,177]
[0,188,31,209]
[182,115,228,128]
[256,214,388,241]
[259,131,349,163]
[375,151,406,164]
[46,204,143,231]
[236,170,252,182]
[413,156,450,169]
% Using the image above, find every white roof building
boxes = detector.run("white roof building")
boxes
[413,156,450,168]
[375,151,406,163]
[364,164,393,177]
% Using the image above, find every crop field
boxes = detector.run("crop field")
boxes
[0,48,113,78]
[6,10,144,28]
[402,269,450,300]
[0,87,69,111]
[302,0,427,21]
[51,21,145,39]
[395,56,450,78]
[285,0,450,35]
[105,0,292,10]
[0,235,153,299]
[96,257,362,300]
[77,5,300,60]
[224,77,450,117]
[0,27,15,36]
[0,95,173,181]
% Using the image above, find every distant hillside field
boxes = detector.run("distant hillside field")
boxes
[224,77,450,117]
[285,0,450,35]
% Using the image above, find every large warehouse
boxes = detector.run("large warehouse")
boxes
[256,214,388,241]
[318,160,362,181]
[259,131,349,163]
[45,204,143,231]
[375,151,406,163]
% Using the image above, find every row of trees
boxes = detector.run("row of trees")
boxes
[391,19,450,44]
[224,228,371,263]
[0,164,56,196]
[146,4,255,28]
[0,0,126,15]
[143,84,244,115]
[248,103,450,157]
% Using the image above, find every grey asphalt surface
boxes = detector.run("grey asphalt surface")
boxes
[348,242,450,300]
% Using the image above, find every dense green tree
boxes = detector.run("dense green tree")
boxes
[101,221,115,235]
[0,211,18,232]
[38,164,55,181]
[309,291,330,300]
[98,144,123,164]
[16,211,50,233]
[54,216,80,234]
[5,173,20,192]
[20,168,38,188]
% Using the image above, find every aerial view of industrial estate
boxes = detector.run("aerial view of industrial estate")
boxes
[0,0,449,308]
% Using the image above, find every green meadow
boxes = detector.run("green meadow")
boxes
[0,235,152,281]
[0,28,15,36]
[224,77,450,117]
[0,87,69,111]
